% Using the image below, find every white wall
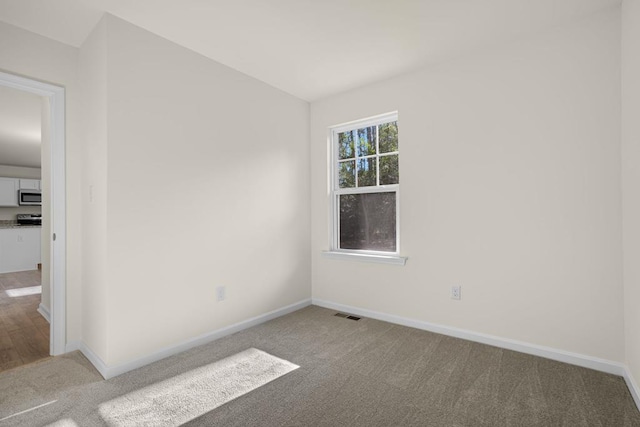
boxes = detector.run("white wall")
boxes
[311,8,624,362]
[0,22,82,343]
[78,18,109,359]
[83,15,310,366]
[0,165,41,220]
[622,0,640,395]
[1,4,631,381]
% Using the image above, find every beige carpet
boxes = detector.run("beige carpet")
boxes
[99,348,298,426]
[0,351,102,422]
[0,305,639,426]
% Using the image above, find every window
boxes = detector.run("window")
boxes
[329,112,402,262]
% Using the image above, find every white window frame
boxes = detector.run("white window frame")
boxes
[324,112,406,265]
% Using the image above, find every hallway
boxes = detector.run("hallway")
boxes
[0,270,49,372]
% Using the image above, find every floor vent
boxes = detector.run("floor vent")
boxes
[334,313,361,321]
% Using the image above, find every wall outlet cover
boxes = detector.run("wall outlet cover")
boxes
[216,286,226,302]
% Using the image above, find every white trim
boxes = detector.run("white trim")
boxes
[335,184,398,196]
[0,71,66,357]
[77,341,109,378]
[321,251,407,265]
[311,298,627,376]
[331,112,399,133]
[37,303,51,323]
[72,299,312,379]
[57,297,640,410]
[49,87,67,357]
[624,366,640,411]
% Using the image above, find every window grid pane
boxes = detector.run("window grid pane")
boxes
[338,131,355,160]
[379,121,398,153]
[379,154,399,185]
[338,160,356,188]
[334,122,399,191]
[357,158,377,187]
[357,126,377,157]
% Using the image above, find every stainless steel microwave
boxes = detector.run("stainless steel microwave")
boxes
[18,190,42,206]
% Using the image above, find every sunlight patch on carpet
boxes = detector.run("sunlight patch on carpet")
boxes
[99,348,298,426]
[0,400,57,422]
[5,285,41,297]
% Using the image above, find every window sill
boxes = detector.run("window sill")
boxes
[321,251,407,266]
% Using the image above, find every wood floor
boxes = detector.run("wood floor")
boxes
[0,270,50,372]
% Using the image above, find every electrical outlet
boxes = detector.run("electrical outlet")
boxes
[216,286,226,302]
[451,285,461,300]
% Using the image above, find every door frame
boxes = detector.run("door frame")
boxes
[0,70,67,355]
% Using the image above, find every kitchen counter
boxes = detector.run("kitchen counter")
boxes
[0,222,41,229]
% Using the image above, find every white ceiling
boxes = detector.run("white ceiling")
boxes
[0,85,41,168]
[0,0,621,101]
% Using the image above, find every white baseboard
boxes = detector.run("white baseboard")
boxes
[623,366,640,411]
[37,303,51,323]
[65,340,81,353]
[312,298,627,377]
[60,294,637,410]
[66,299,312,380]
[64,340,109,379]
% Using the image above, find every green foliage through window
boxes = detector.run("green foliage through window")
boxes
[336,120,398,189]
[338,131,355,160]
[379,122,398,153]
[379,154,399,185]
[338,161,355,188]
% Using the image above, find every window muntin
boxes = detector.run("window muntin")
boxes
[331,113,399,255]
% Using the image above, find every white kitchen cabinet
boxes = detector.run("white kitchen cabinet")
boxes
[0,228,42,273]
[19,179,41,190]
[0,177,19,207]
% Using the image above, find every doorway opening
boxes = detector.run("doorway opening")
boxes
[0,70,67,356]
